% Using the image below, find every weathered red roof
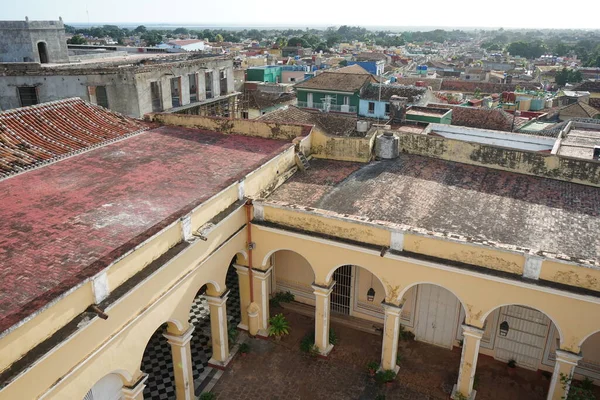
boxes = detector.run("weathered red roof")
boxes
[0,125,291,334]
[0,98,150,178]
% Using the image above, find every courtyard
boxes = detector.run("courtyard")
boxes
[210,308,594,400]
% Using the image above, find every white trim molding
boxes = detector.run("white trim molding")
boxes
[92,272,110,304]
[523,255,543,280]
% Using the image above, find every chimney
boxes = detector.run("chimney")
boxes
[389,95,408,123]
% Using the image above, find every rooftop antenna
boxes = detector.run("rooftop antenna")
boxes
[86,4,90,24]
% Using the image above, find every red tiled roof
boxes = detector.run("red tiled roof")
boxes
[0,125,292,334]
[0,98,150,178]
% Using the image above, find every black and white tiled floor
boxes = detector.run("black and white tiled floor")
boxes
[141,267,241,400]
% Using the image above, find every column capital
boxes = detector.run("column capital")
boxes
[253,266,273,280]
[462,324,485,339]
[205,289,230,306]
[163,325,194,346]
[382,302,403,316]
[122,373,148,399]
[233,263,249,275]
[555,349,583,365]
[312,282,335,296]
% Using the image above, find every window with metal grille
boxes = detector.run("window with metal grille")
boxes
[96,86,109,108]
[331,265,353,315]
[17,87,38,107]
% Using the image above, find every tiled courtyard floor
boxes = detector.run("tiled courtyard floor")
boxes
[211,308,598,400]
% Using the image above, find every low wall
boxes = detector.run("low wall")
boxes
[310,129,376,162]
[146,112,312,141]
[396,132,600,187]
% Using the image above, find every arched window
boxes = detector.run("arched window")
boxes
[37,42,49,64]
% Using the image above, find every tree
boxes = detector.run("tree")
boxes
[141,31,162,47]
[214,34,224,43]
[275,37,288,48]
[247,29,262,41]
[173,27,189,35]
[134,25,147,34]
[314,42,328,53]
[326,34,341,48]
[338,60,348,67]
[67,34,87,45]
[555,68,583,86]
[287,37,310,48]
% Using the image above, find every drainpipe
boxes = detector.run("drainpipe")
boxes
[245,199,254,303]
[245,199,261,336]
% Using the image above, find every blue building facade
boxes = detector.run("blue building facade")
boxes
[347,60,385,75]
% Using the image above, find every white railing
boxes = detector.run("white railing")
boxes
[297,101,356,113]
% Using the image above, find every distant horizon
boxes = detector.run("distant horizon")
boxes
[63,22,600,32]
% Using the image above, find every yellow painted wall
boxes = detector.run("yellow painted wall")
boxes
[403,235,525,275]
[252,214,600,354]
[310,128,375,163]
[147,113,310,141]
[540,260,600,293]
[273,250,315,303]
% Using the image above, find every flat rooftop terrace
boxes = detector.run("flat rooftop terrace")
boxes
[0,126,291,334]
[267,156,600,262]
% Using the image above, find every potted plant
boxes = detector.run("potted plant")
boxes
[507,359,517,376]
[239,342,250,356]
[367,361,379,376]
[268,313,290,341]
[375,369,396,387]
[199,392,215,400]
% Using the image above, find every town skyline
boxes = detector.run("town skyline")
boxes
[6,0,600,30]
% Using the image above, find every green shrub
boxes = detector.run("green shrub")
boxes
[199,393,215,400]
[299,328,338,353]
[367,361,379,372]
[268,313,290,340]
[507,359,517,368]
[239,342,250,354]
[269,291,295,307]
[228,326,239,346]
[375,369,396,384]
[399,324,415,341]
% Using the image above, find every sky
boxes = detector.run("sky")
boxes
[4,0,599,30]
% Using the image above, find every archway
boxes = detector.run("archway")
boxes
[82,373,123,400]
[269,249,316,308]
[187,259,241,394]
[37,42,48,64]
[478,304,562,371]
[140,322,180,400]
[574,331,600,393]
[401,283,467,350]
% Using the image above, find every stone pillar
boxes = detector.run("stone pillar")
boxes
[547,350,582,400]
[234,264,250,331]
[121,373,148,400]
[453,324,484,400]
[226,66,235,94]
[380,303,402,373]
[163,326,195,400]
[160,77,172,110]
[205,291,232,369]
[253,267,272,337]
[212,70,220,98]
[312,283,335,357]
[180,75,191,106]
[198,71,207,101]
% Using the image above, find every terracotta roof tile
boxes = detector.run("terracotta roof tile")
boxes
[295,72,377,92]
[0,98,150,179]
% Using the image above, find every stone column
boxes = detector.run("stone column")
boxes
[212,70,221,98]
[547,350,582,400]
[453,324,484,400]
[197,71,206,101]
[234,264,250,331]
[163,326,195,400]
[205,291,232,369]
[121,373,148,400]
[226,66,235,94]
[312,282,335,357]
[380,303,402,373]
[180,75,191,106]
[253,267,272,337]
[160,78,172,110]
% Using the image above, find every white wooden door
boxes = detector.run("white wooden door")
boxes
[494,305,550,370]
[415,285,460,349]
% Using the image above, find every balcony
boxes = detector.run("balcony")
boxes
[297,101,356,114]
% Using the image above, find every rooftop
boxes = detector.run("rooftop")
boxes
[558,127,600,160]
[267,156,600,262]
[572,81,600,93]
[0,98,150,178]
[258,105,359,137]
[0,125,291,334]
[558,102,600,120]
[333,64,370,74]
[294,72,377,93]
[361,83,427,103]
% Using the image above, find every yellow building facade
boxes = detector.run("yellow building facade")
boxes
[1,109,599,400]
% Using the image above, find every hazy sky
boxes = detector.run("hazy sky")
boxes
[4,0,599,30]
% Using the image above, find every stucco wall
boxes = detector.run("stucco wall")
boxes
[397,132,600,187]
[310,129,376,162]
[0,20,68,63]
